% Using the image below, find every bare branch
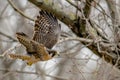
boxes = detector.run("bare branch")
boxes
[28,0,80,35]
[0,68,68,80]
[0,3,9,18]
[7,0,34,21]
[0,31,17,42]
[28,0,120,69]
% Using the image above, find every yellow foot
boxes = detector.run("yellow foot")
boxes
[26,58,40,66]
[26,55,40,66]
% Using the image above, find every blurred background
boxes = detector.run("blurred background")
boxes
[0,0,120,80]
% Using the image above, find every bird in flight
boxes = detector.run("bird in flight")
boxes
[9,10,61,65]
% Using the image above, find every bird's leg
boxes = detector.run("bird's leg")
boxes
[9,54,31,61]
[26,55,40,66]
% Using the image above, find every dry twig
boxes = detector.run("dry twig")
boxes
[7,0,34,21]
[0,68,68,80]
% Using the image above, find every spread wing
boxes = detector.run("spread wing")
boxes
[32,10,61,49]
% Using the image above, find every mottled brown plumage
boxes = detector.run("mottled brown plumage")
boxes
[33,10,61,49]
[9,10,61,65]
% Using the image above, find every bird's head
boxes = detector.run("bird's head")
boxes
[47,49,59,58]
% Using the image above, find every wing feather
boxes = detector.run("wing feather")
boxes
[32,10,61,49]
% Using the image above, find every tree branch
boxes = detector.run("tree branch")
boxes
[0,68,68,80]
[7,0,34,21]
[28,0,81,35]
[28,0,120,69]
[0,31,17,42]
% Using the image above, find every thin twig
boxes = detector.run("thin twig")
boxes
[0,31,17,42]
[0,68,68,80]
[0,44,21,58]
[0,72,13,80]
[59,37,93,43]
[90,19,109,40]
[0,38,16,42]
[7,0,34,21]
[0,3,9,18]
[66,0,81,12]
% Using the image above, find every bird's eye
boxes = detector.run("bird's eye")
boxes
[48,51,57,57]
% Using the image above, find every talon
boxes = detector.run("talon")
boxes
[27,62,33,66]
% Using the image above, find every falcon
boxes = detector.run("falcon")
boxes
[9,10,61,65]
